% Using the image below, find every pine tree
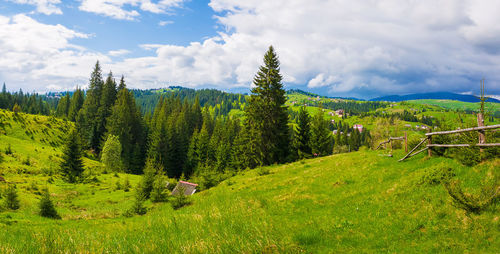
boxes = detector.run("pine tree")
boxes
[310,110,332,156]
[106,81,145,173]
[97,71,117,146]
[68,88,84,121]
[3,184,20,210]
[60,129,84,183]
[77,61,104,152]
[101,134,122,172]
[293,106,312,159]
[39,188,60,219]
[55,93,70,118]
[245,46,290,166]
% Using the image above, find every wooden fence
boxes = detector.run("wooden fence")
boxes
[376,132,408,153]
[399,123,500,162]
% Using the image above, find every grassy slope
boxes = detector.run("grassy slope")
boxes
[408,99,500,112]
[1,148,498,252]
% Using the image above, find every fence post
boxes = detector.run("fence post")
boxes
[477,113,485,152]
[404,131,408,153]
[427,130,432,157]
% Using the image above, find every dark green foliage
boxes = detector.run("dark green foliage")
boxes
[244,46,290,166]
[55,93,70,118]
[310,109,332,156]
[60,129,84,183]
[39,189,60,219]
[123,177,131,192]
[3,184,20,210]
[68,88,84,121]
[4,144,12,155]
[106,82,145,173]
[293,106,312,159]
[0,83,54,115]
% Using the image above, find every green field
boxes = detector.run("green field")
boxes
[408,99,500,113]
[1,99,499,253]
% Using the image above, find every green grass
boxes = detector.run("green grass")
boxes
[408,99,500,112]
[0,108,498,253]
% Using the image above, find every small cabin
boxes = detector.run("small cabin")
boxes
[353,124,363,133]
[171,181,198,196]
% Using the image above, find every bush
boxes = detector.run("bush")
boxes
[332,145,349,154]
[39,189,60,219]
[191,170,228,191]
[257,167,271,176]
[444,179,499,214]
[3,184,20,210]
[4,144,12,155]
[123,178,131,192]
[150,175,168,203]
[125,188,147,216]
[171,187,191,210]
[419,167,455,186]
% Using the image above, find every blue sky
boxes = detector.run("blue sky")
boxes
[0,0,499,99]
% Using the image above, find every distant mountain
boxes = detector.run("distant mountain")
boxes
[370,92,500,103]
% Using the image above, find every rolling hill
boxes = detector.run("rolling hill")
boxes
[371,92,500,103]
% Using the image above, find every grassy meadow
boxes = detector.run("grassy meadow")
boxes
[0,102,499,253]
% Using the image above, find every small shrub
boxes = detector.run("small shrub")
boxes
[115,181,122,191]
[39,189,60,219]
[3,185,20,210]
[171,187,191,210]
[5,144,12,155]
[150,175,168,203]
[128,190,147,215]
[257,167,271,176]
[123,178,131,192]
[333,145,349,154]
[444,179,499,214]
[419,167,455,186]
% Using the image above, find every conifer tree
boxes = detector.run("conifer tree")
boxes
[77,61,104,152]
[106,80,145,173]
[60,129,84,183]
[3,184,20,210]
[310,110,332,156]
[98,72,118,143]
[245,46,290,166]
[68,88,84,121]
[39,188,60,219]
[55,93,70,118]
[293,106,312,159]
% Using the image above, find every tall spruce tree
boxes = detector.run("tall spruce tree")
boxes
[77,61,104,152]
[245,46,290,166]
[55,93,70,118]
[97,71,118,146]
[60,129,84,183]
[68,88,84,121]
[106,80,145,173]
[293,106,312,159]
[310,109,332,156]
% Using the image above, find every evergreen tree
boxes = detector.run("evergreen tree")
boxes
[3,184,20,210]
[55,93,70,118]
[293,106,312,159]
[60,129,84,183]
[101,134,122,172]
[244,46,290,166]
[310,110,332,156]
[106,81,145,173]
[77,61,104,152]
[68,88,84,121]
[39,189,60,219]
[97,71,118,145]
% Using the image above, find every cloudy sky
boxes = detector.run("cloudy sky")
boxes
[0,0,499,99]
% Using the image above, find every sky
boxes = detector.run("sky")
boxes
[0,0,499,99]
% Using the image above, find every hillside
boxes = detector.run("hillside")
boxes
[1,144,498,252]
[370,92,500,103]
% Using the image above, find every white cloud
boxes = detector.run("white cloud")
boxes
[8,0,62,15]
[0,14,109,92]
[3,0,500,98]
[158,20,173,26]
[105,0,500,98]
[79,0,185,20]
[108,49,131,56]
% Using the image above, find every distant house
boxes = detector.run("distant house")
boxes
[335,109,344,116]
[332,130,338,135]
[331,119,335,124]
[171,181,198,196]
[328,112,335,116]
[404,124,412,128]
[353,124,363,133]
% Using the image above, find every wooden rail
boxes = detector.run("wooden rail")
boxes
[399,119,500,162]
[376,132,408,153]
